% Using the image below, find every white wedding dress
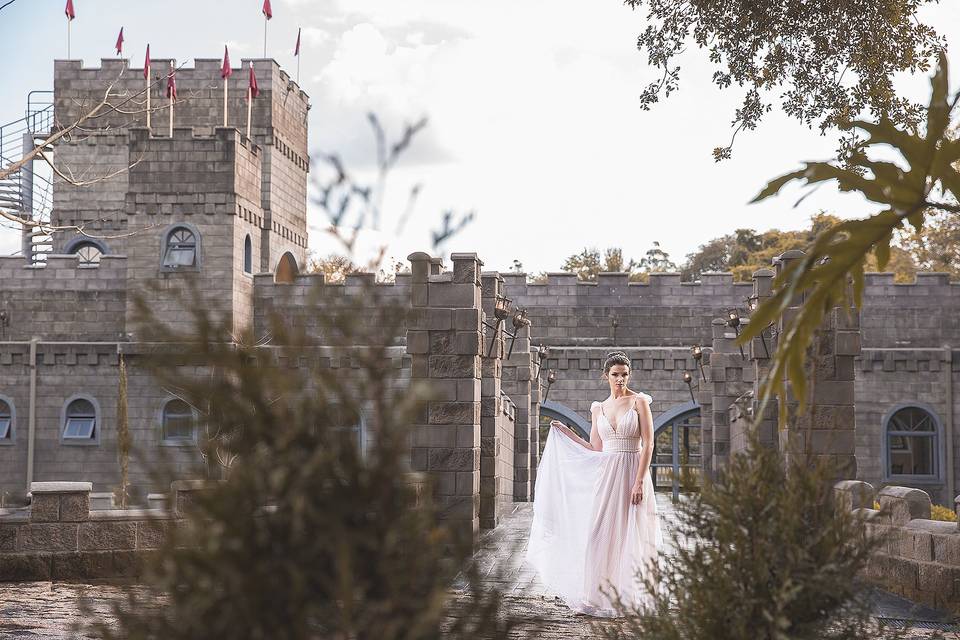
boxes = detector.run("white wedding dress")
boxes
[525,393,663,617]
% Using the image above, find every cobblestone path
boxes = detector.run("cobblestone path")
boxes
[1,494,957,638]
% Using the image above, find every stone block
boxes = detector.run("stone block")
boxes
[918,562,960,593]
[0,553,51,581]
[0,525,16,552]
[29,494,59,523]
[136,521,170,550]
[835,331,861,357]
[428,447,479,472]
[428,355,479,378]
[51,550,114,580]
[454,331,481,355]
[79,521,137,551]
[834,480,875,511]
[406,330,429,355]
[429,401,478,425]
[879,485,932,524]
[19,523,79,552]
[59,493,91,522]
[932,533,960,565]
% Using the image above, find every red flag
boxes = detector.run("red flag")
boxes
[65,0,75,20]
[166,65,177,100]
[294,27,301,56]
[248,64,259,99]
[115,27,124,55]
[221,46,232,79]
[143,44,150,79]
[262,0,272,19]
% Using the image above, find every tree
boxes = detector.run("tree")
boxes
[896,209,960,277]
[744,53,960,423]
[306,253,358,283]
[637,241,676,273]
[561,247,605,281]
[625,0,944,160]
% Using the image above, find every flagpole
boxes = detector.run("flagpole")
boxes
[169,85,174,138]
[246,87,252,139]
[67,19,71,58]
[146,74,151,131]
[264,17,268,58]
[297,55,300,84]
[223,79,228,128]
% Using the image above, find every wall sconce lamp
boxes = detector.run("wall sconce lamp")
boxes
[682,370,697,404]
[690,344,706,381]
[727,309,746,359]
[533,344,550,378]
[0,310,9,340]
[543,369,557,403]
[506,307,531,358]
[483,294,513,357]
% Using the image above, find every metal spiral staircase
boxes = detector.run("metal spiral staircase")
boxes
[0,91,55,264]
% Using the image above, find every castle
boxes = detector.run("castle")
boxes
[1,58,959,545]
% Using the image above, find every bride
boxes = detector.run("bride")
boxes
[525,351,663,617]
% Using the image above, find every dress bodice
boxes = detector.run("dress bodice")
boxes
[592,394,651,453]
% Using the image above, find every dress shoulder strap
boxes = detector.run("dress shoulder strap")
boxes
[635,392,653,405]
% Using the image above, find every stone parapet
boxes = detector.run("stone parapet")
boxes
[835,481,960,613]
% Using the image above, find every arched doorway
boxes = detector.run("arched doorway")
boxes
[275,252,298,284]
[652,401,701,502]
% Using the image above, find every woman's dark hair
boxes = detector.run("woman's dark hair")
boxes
[603,350,630,374]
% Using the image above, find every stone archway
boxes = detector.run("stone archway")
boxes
[538,400,590,458]
[652,401,701,502]
[275,252,298,284]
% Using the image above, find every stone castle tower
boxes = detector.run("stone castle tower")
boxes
[50,57,309,334]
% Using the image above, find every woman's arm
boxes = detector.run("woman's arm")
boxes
[631,395,655,504]
[549,403,602,451]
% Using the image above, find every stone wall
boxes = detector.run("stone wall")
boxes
[0,481,186,581]
[0,255,127,342]
[835,480,960,613]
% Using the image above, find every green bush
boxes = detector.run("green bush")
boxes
[599,433,907,640]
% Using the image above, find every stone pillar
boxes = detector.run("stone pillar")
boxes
[709,318,739,471]
[29,482,91,523]
[744,269,779,448]
[406,252,483,546]
[479,272,508,529]
[776,250,859,480]
[502,321,534,502]
[529,370,543,498]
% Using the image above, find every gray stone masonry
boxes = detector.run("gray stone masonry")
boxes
[407,252,484,548]
[835,480,960,614]
[777,251,859,481]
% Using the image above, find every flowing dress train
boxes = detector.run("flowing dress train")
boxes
[525,393,663,617]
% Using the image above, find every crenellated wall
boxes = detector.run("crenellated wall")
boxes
[835,480,960,613]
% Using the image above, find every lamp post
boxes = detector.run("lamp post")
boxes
[690,344,706,381]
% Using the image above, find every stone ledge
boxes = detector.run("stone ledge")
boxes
[30,482,92,494]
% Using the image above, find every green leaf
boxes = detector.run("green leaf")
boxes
[751,170,807,203]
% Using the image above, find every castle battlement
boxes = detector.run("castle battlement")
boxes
[54,57,308,103]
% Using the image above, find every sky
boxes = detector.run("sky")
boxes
[1,0,959,273]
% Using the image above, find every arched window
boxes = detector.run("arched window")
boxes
[67,240,106,265]
[243,234,253,274]
[885,405,940,479]
[62,396,98,444]
[161,398,196,444]
[0,397,13,443]
[162,226,199,269]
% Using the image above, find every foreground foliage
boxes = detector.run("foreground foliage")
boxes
[742,53,960,423]
[85,283,529,640]
[601,436,905,640]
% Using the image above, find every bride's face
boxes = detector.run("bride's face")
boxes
[605,364,630,390]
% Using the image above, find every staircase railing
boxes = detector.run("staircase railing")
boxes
[0,91,54,263]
